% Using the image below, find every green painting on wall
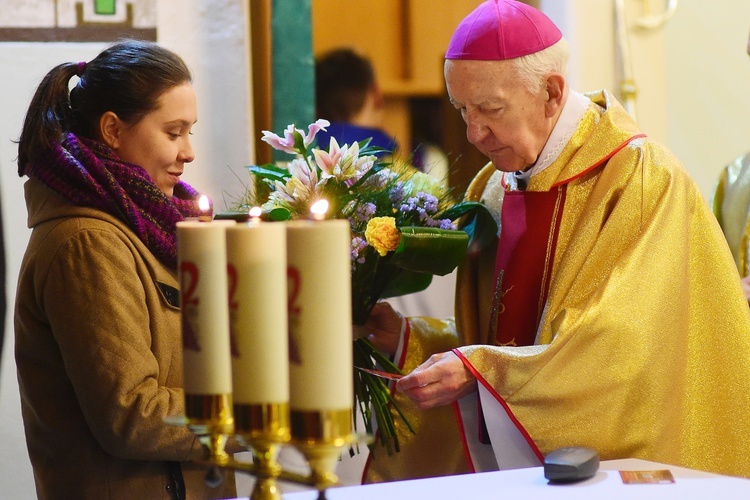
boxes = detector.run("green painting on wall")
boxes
[95,0,117,16]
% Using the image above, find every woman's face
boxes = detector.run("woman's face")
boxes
[111,83,197,197]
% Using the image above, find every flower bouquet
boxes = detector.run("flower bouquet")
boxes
[233,119,489,455]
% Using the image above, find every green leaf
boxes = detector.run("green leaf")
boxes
[213,211,251,222]
[438,201,498,253]
[293,129,306,153]
[438,200,486,221]
[267,207,293,221]
[381,270,433,298]
[363,338,404,375]
[352,338,411,456]
[457,204,498,254]
[248,164,291,183]
[390,227,469,276]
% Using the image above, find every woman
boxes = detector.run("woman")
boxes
[15,40,236,499]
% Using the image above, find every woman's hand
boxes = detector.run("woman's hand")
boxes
[396,351,477,409]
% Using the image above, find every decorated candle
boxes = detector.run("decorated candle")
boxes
[226,222,289,404]
[177,220,236,394]
[286,219,353,410]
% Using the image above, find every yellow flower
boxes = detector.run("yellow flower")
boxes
[365,217,401,256]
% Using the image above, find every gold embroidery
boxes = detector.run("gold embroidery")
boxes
[537,187,565,327]
[488,269,504,344]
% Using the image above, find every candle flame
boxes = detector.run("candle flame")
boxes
[248,206,262,218]
[310,199,329,220]
[197,195,212,222]
[198,195,211,212]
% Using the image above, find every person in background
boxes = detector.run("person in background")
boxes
[315,47,450,182]
[711,28,750,304]
[364,0,750,482]
[315,47,399,155]
[713,153,750,303]
[14,39,236,499]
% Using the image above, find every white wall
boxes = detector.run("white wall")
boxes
[157,0,254,209]
[543,0,750,200]
[665,0,750,200]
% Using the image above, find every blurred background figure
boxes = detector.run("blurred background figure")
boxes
[315,47,449,182]
[315,47,399,155]
[713,152,750,303]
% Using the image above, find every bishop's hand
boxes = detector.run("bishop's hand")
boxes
[396,350,477,409]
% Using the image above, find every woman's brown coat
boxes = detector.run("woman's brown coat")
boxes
[15,179,235,499]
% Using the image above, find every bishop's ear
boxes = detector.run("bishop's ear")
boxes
[544,73,565,117]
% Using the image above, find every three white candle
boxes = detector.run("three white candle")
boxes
[286,219,353,411]
[177,215,353,413]
[226,222,289,404]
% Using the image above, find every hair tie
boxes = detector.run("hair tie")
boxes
[76,61,86,77]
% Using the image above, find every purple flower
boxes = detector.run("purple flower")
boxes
[354,202,377,225]
[389,182,406,206]
[416,192,439,213]
[351,236,369,269]
[438,219,456,230]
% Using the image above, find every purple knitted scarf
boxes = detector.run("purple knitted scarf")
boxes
[24,132,205,269]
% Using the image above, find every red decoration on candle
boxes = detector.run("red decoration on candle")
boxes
[179,261,201,352]
[287,266,302,365]
[227,264,241,358]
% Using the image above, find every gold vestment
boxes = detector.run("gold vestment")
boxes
[366,91,750,482]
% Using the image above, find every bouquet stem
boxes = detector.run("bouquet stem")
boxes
[351,338,411,456]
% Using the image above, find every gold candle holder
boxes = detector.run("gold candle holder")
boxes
[183,393,235,465]
[168,401,370,498]
[290,408,356,498]
[234,402,291,500]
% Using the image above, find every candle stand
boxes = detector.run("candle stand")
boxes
[234,402,293,500]
[175,216,359,499]
[288,408,358,497]
[166,393,235,464]
[170,404,366,500]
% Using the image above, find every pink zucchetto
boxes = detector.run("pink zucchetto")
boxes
[446,0,562,61]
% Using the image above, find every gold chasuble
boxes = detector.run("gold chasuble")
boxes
[364,90,750,483]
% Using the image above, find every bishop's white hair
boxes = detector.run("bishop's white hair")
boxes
[511,38,570,94]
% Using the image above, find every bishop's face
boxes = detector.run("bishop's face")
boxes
[444,58,556,173]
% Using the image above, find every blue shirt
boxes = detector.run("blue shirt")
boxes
[316,122,398,157]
